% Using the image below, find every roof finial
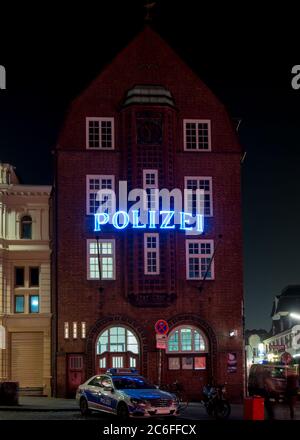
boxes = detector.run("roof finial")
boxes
[144,0,156,22]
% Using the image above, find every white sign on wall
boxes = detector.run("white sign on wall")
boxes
[0,325,6,349]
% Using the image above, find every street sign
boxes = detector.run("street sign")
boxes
[269,344,285,352]
[281,351,292,365]
[156,334,167,350]
[155,319,169,335]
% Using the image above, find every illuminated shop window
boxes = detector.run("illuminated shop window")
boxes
[144,233,160,275]
[29,295,39,313]
[143,169,158,210]
[86,175,115,215]
[186,239,214,280]
[185,176,213,217]
[64,322,69,339]
[86,117,114,150]
[14,295,25,313]
[87,239,115,280]
[97,326,139,355]
[20,215,32,239]
[167,325,207,353]
[184,120,211,151]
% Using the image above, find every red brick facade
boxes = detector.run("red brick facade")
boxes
[53,27,244,401]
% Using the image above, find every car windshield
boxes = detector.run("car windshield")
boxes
[112,376,156,390]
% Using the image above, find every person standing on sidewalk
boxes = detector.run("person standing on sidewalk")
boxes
[285,373,299,420]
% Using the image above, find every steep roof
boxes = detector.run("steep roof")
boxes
[58,26,240,152]
[271,285,300,316]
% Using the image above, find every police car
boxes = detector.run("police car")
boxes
[76,368,179,419]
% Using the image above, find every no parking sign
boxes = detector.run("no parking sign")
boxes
[155,319,169,335]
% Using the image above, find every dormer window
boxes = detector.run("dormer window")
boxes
[20,215,32,239]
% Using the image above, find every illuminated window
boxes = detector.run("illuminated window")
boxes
[81,322,86,339]
[99,358,106,369]
[73,322,78,339]
[14,296,25,313]
[186,239,214,280]
[143,169,158,210]
[86,117,114,149]
[144,233,160,275]
[86,175,115,215]
[97,326,139,355]
[20,215,32,239]
[185,177,213,217]
[29,295,39,313]
[87,239,115,280]
[184,120,211,151]
[64,322,69,339]
[167,325,208,353]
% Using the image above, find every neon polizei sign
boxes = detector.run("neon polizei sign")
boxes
[94,210,204,233]
[93,181,205,235]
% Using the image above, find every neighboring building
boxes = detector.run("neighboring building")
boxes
[0,163,52,396]
[53,27,244,400]
[263,285,300,362]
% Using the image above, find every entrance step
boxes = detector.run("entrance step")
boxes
[19,387,44,396]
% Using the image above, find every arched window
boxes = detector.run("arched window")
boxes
[167,325,208,353]
[96,326,139,355]
[20,215,32,239]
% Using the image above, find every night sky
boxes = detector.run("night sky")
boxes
[0,2,299,330]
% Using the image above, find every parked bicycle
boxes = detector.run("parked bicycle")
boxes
[202,383,231,419]
[160,380,189,412]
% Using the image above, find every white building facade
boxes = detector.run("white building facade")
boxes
[0,163,52,395]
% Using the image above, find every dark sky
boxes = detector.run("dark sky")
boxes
[0,2,299,330]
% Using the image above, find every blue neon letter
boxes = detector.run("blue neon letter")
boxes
[94,212,109,231]
[112,211,130,229]
[180,212,194,231]
[196,214,204,233]
[160,211,175,229]
[132,210,146,229]
[148,211,157,229]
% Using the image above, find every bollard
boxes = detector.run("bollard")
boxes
[244,396,265,420]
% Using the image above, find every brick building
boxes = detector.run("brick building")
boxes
[53,27,244,400]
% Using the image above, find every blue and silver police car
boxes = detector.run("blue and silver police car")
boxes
[76,368,179,419]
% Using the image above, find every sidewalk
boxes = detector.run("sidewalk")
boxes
[0,396,78,411]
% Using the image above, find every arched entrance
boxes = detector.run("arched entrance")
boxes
[163,321,214,400]
[95,325,140,374]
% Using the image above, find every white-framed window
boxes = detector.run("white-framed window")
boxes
[86,117,114,150]
[64,322,69,339]
[81,322,86,339]
[184,176,213,217]
[73,322,78,339]
[144,233,160,275]
[183,119,211,151]
[186,239,214,280]
[96,326,139,354]
[167,325,208,353]
[143,169,158,210]
[86,175,115,215]
[87,239,115,280]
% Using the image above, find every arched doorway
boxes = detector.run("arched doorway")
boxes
[95,325,140,374]
[164,324,210,400]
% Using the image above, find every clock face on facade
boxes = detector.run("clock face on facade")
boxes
[137,117,163,145]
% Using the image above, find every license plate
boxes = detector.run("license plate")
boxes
[156,408,170,414]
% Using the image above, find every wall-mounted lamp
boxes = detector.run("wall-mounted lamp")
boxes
[229,330,237,337]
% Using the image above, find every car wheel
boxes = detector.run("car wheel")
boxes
[80,397,91,416]
[117,402,129,421]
